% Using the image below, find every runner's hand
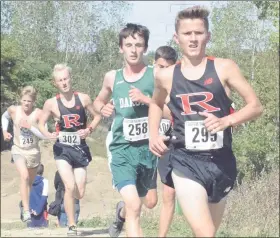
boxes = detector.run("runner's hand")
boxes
[77,128,90,139]
[129,86,146,104]
[3,131,12,141]
[199,111,231,134]
[47,132,58,140]
[101,101,114,118]
[149,135,170,157]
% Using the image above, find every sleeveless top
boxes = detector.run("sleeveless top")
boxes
[12,106,40,152]
[55,92,87,146]
[167,57,233,151]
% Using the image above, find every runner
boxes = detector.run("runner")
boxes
[93,24,171,237]
[148,6,263,237]
[153,46,178,238]
[38,63,101,236]
[1,85,49,222]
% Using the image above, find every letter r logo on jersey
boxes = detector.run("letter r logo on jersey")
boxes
[62,114,81,128]
[176,92,221,115]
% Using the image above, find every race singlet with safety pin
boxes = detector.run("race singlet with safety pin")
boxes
[58,132,81,146]
[185,121,223,150]
[123,117,171,142]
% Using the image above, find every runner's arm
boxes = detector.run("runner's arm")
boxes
[83,94,102,133]
[1,110,11,132]
[153,67,172,119]
[93,71,114,113]
[29,124,48,140]
[149,69,169,139]
[38,99,57,139]
[222,59,263,126]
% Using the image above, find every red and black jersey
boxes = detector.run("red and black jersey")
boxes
[167,57,234,150]
[56,92,87,133]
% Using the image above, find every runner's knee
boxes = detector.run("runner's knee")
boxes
[64,182,75,194]
[145,197,158,209]
[75,186,85,199]
[125,201,141,216]
[192,225,216,237]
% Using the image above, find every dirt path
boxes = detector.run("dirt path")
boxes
[1,227,125,237]
[0,140,125,236]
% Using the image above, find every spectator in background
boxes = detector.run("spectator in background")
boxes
[54,171,80,227]
[27,164,49,228]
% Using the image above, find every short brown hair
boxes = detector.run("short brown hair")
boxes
[175,6,210,32]
[155,46,178,64]
[20,85,37,101]
[119,23,150,49]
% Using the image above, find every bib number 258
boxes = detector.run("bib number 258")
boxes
[128,122,148,136]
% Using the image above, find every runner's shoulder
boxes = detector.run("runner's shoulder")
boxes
[214,57,238,70]
[155,64,175,82]
[76,92,91,104]
[104,70,117,81]
[44,97,57,108]
[7,105,17,114]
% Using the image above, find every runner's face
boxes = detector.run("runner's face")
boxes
[154,58,175,69]
[120,34,147,66]
[174,18,210,58]
[20,95,34,112]
[53,69,72,93]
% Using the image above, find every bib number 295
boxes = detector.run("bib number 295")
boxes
[185,121,223,150]
[192,127,217,143]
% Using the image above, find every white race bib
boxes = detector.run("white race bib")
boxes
[159,119,171,135]
[59,132,81,146]
[185,121,223,151]
[123,117,149,141]
[123,117,172,142]
[19,135,35,148]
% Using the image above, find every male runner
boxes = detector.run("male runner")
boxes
[38,64,101,236]
[149,6,263,237]
[153,46,178,238]
[93,24,171,237]
[1,86,49,222]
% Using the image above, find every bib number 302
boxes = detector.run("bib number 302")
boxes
[59,132,81,146]
[185,121,223,150]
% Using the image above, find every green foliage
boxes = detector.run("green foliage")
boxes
[1,1,130,113]
[207,1,279,181]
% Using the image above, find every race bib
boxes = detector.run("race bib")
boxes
[159,119,171,135]
[185,121,223,151]
[19,135,35,148]
[123,117,171,142]
[123,117,149,141]
[58,132,81,146]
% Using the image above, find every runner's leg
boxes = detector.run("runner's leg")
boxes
[172,169,216,237]
[56,159,76,226]
[158,184,176,237]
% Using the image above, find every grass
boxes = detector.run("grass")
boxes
[1,168,278,236]
[80,167,279,237]
[1,142,278,237]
